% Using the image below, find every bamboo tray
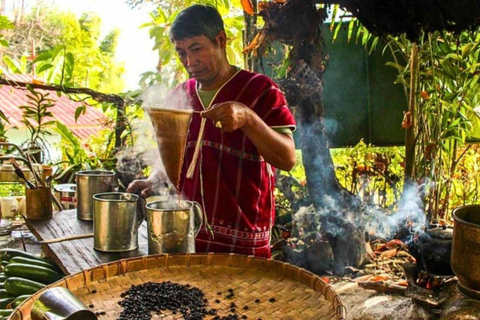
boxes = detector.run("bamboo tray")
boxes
[9,253,346,320]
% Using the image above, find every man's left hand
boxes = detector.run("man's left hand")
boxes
[201,101,251,132]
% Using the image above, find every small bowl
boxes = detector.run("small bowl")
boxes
[0,219,12,236]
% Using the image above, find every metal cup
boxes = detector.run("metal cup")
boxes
[76,170,117,221]
[145,200,203,254]
[31,287,97,320]
[25,187,53,220]
[93,192,145,252]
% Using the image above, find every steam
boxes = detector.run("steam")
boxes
[139,83,193,111]
[119,83,196,198]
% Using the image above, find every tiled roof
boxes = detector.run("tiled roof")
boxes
[1,74,105,140]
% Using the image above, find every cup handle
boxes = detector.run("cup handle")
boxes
[191,201,204,237]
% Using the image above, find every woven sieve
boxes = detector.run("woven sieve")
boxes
[9,253,346,320]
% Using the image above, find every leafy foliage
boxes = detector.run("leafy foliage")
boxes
[0,5,125,93]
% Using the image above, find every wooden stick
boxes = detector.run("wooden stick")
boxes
[358,281,407,295]
[39,233,94,244]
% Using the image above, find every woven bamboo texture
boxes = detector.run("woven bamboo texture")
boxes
[9,253,346,320]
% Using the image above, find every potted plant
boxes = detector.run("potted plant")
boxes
[19,84,57,163]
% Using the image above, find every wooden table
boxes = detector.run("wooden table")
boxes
[25,210,148,275]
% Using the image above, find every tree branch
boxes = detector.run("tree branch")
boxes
[0,77,125,106]
[0,77,126,150]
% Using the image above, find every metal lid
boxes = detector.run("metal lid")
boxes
[425,225,453,240]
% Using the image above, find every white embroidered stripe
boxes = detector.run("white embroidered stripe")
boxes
[196,238,270,249]
[199,225,270,240]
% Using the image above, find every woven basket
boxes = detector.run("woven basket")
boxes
[9,253,346,320]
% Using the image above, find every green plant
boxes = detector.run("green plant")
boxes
[384,28,480,220]
[52,121,99,183]
[19,84,58,163]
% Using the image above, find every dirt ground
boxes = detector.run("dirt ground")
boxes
[333,280,431,320]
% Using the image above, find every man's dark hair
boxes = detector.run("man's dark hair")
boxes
[170,5,224,43]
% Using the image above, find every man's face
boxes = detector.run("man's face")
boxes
[174,33,226,87]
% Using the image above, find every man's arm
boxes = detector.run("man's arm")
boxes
[127,158,171,197]
[201,102,296,171]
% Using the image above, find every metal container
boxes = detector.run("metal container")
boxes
[145,200,203,254]
[93,192,144,252]
[452,205,480,299]
[76,170,116,221]
[25,187,53,220]
[0,163,33,183]
[414,225,454,275]
[54,184,77,210]
[32,287,97,320]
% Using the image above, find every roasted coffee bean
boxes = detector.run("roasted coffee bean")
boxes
[268,298,276,303]
[118,281,210,320]
[243,305,249,310]
[89,304,94,308]
[254,299,260,303]
[91,289,97,293]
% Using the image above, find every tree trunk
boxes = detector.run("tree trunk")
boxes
[256,0,366,274]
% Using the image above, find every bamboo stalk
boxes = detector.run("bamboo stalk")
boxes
[404,42,419,185]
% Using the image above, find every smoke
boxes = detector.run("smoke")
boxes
[139,83,193,111]
[364,183,427,239]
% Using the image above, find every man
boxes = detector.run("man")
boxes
[128,4,296,258]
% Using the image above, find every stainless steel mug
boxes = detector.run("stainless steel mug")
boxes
[31,287,97,320]
[93,192,145,252]
[76,170,116,221]
[145,200,203,254]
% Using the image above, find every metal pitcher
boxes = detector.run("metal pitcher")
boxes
[93,192,145,252]
[146,200,203,254]
[76,170,117,221]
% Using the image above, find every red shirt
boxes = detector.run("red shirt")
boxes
[176,69,295,258]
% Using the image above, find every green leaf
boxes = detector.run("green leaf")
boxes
[74,105,86,122]
[462,43,474,59]
[32,52,53,63]
[347,19,354,42]
[37,63,54,74]
[3,56,21,73]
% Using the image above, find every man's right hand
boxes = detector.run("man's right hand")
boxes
[127,179,155,198]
